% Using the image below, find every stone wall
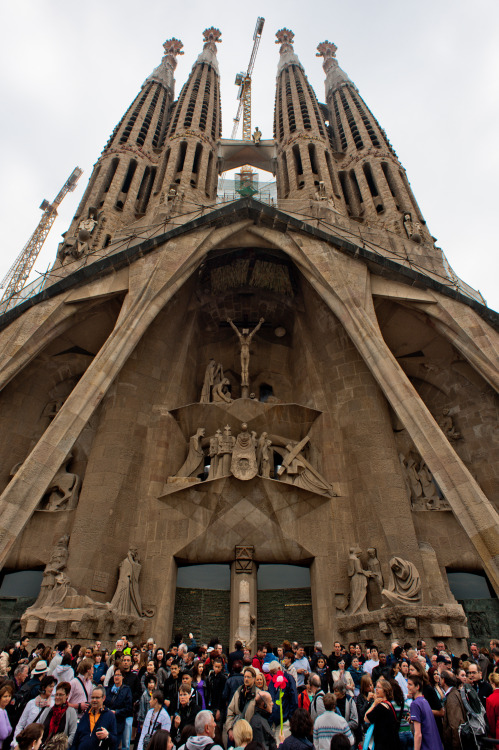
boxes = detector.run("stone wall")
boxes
[172,588,230,647]
[257,588,314,647]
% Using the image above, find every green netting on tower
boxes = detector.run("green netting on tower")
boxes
[235,171,259,197]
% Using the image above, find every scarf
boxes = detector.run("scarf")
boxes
[47,703,68,740]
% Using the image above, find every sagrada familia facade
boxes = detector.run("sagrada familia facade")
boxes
[0,28,497,650]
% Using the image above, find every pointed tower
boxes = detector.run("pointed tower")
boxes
[56,38,184,264]
[153,28,222,211]
[317,41,430,242]
[273,29,345,207]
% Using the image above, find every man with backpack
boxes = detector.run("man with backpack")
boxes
[309,675,326,721]
[225,666,257,744]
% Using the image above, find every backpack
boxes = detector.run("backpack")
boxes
[458,684,487,750]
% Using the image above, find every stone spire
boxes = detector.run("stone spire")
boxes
[273,30,345,208]
[275,28,304,74]
[55,38,184,265]
[194,26,222,73]
[317,40,431,242]
[153,28,222,208]
[144,38,184,92]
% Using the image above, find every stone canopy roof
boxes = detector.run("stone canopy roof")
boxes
[0,197,497,333]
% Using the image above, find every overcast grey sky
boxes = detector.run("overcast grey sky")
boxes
[0,0,498,310]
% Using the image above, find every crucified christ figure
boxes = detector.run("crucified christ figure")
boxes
[227,317,264,396]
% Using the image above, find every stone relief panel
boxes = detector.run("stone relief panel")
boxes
[167,421,334,497]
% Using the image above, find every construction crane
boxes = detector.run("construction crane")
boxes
[231,16,265,140]
[0,166,83,304]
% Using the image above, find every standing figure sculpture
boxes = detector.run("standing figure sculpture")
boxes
[346,546,373,616]
[227,317,264,398]
[367,548,384,592]
[175,428,206,478]
[109,548,143,618]
[30,534,70,609]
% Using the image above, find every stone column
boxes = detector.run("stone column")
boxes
[230,546,257,651]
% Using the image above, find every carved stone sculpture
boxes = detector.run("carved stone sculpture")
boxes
[278,436,334,496]
[400,451,448,510]
[207,430,222,480]
[345,546,372,615]
[257,432,272,478]
[382,556,422,606]
[438,408,461,441]
[109,548,144,617]
[30,534,71,608]
[212,377,232,403]
[40,455,81,511]
[231,423,258,480]
[167,424,335,497]
[200,359,223,403]
[174,428,206,478]
[367,548,384,591]
[403,212,421,243]
[227,317,264,397]
[219,424,235,476]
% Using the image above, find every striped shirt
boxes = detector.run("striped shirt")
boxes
[313,711,354,750]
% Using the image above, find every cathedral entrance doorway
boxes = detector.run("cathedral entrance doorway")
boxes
[257,564,314,647]
[172,564,230,646]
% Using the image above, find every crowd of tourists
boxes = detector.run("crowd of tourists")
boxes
[1,634,499,750]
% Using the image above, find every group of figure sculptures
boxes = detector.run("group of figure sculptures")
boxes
[29,536,151,620]
[201,318,265,402]
[342,546,422,617]
[171,423,334,496]
[399,451,450,511]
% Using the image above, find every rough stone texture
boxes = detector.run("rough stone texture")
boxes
[0,31,497,652]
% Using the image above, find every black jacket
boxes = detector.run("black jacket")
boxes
[250,707,277,750]
[206,671,227,713]
[164,675,183,713]
[171,700,200,747]
[105,685,133,734]
[72,707,117,750]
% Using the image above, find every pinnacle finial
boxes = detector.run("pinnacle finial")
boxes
[202,27,222,53]
[316,41,338,73]
[163,38,184,60]
[275,28,295,54]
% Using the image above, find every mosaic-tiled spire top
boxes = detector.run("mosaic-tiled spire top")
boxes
[194,27,222,73]
[144,37,184,91]
[275,28,304,74]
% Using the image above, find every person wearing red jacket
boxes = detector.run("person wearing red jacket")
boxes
[486,672,499,740]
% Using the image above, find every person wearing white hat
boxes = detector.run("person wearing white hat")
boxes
[22,661,50,702]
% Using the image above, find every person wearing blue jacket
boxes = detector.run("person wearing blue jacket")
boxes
[267,661,298,739]
[72,686,117,750]
[105,666,133,740]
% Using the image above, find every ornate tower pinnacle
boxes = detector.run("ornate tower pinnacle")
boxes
[316,40,353,90]
[144,38,184,91]
[316,41,337,72]
[275,28,304,74]
[195,27,222,73]
[318,39,431,245]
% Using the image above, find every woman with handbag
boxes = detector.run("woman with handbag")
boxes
[364,679,401,749]
[138,691,171,750]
